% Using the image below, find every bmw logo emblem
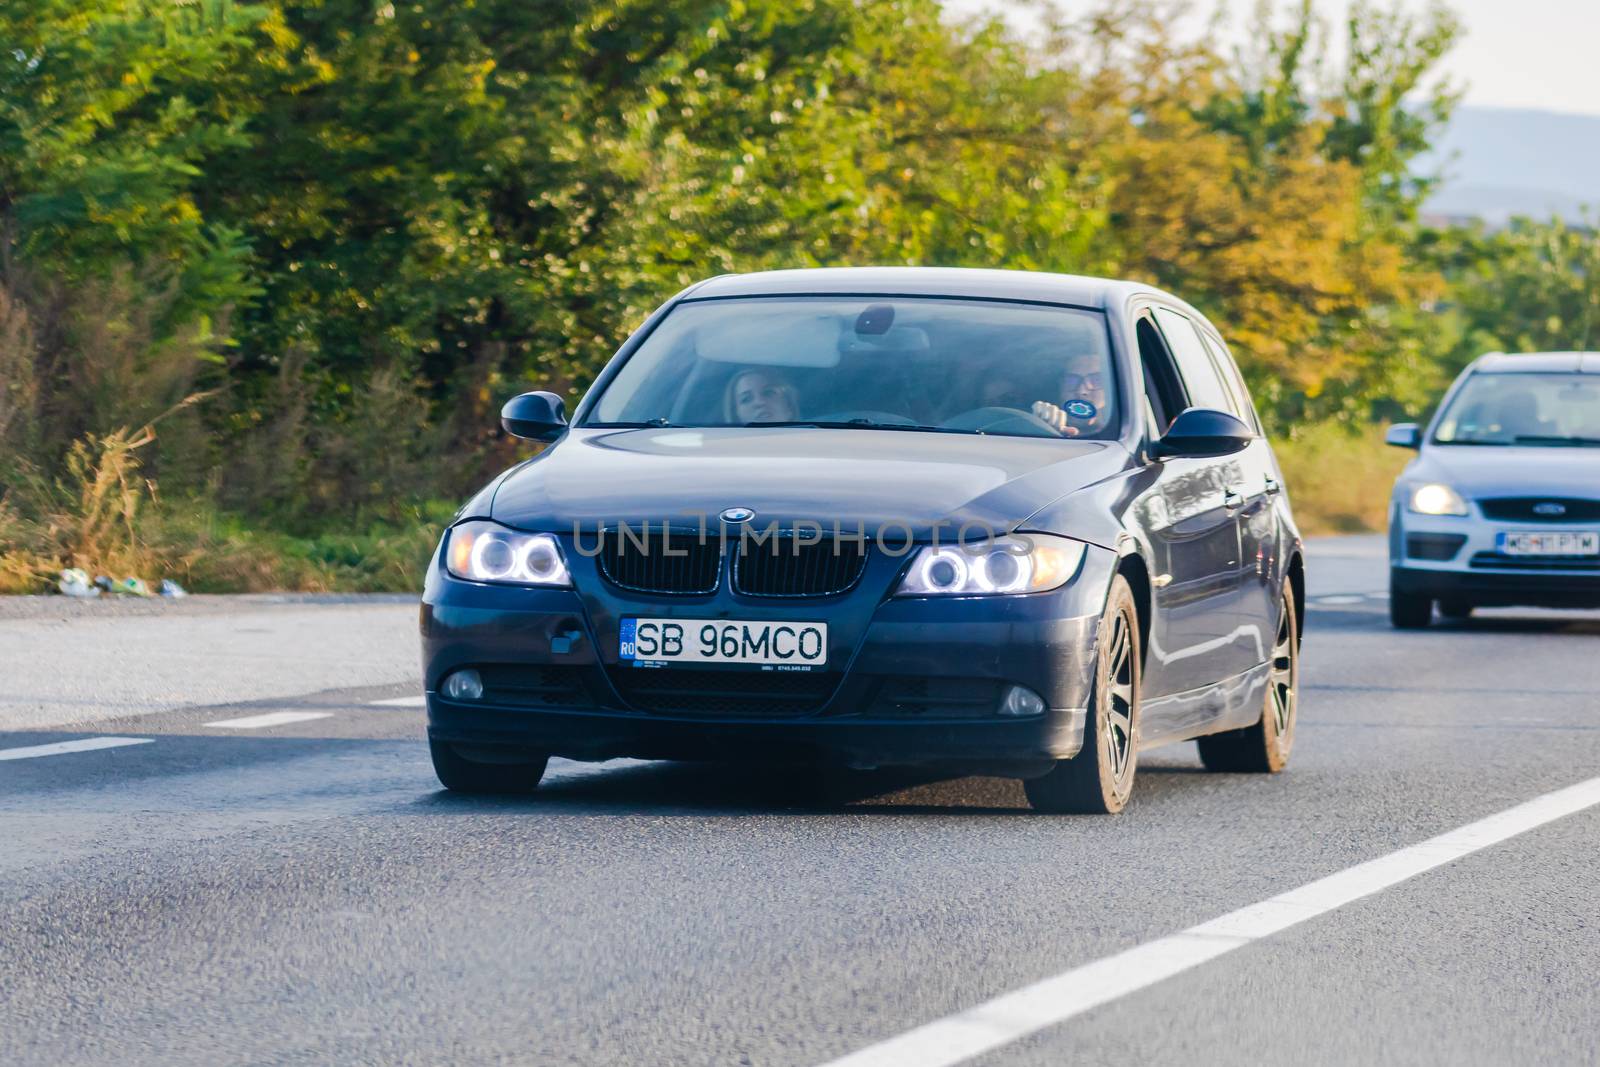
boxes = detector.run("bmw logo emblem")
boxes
[1533,502,1567,517]
[720,507,755,523]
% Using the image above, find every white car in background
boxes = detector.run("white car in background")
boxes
[1386,351,1600,628]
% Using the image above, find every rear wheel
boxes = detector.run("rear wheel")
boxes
[1198,586,1298,773]
[1025,575,1141,814]
[429,738,549,794]
[1389,572,1432,629]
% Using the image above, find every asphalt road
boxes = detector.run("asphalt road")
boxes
[2,535,1598,1066]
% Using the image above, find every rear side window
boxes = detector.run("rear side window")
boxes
[1152,308,1235,416]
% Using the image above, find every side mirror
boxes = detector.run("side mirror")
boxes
[1385,423,1422,450]
[501,391,568,442]
[1152,408,1253,460]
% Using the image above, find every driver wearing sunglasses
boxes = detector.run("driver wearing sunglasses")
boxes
[1032,353,1112,436]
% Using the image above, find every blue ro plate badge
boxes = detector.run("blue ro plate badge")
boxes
[619,617,827,670]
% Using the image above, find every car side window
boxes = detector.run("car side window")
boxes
[1152,308,1235,416]
[1198,330,1261,433]
[1136,314,1187,433]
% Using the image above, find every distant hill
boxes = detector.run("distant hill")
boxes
[1421,106,1600,226]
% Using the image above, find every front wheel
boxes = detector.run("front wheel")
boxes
[1025,575,1141,814]
[1198,585,1299,773]
[430,738,549,794]
[1390,572,1432,629]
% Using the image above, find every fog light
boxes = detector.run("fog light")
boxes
[443,669,484,701]
[999,684,1046,717]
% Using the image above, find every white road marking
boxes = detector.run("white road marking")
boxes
[1314,595,1365,605]
[203,711,333,730]
[0,737,154,761]
[369,696,425,708]
[818,775,1600,1067]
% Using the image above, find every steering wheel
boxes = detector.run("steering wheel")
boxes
[940,406,1063,437]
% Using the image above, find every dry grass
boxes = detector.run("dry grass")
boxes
[0,395,450,595]
[1273,421,1410,535]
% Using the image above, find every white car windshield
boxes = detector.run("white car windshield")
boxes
[585,296,1118,439]
[1434,372,1600,445]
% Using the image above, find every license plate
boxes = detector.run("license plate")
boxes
[619,618,827,668]
[1497,531,1600,556]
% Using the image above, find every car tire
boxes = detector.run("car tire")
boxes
[1197,586,1298,774]
[1025,574,1141,814]
[1437,598,1473,620]
[1389,573,1432,629]
[429,737,549,794]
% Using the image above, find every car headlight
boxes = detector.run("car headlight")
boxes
[896,534,1085,597]
[445,520,571,586]
[1408,483,1469,517]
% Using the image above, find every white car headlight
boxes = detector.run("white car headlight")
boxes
[896,534,1085,597]
[1408,483,1469,517]
[445,520,571,586]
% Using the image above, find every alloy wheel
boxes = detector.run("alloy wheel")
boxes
[1102,608,1137,789]
[1267,590,1298,760]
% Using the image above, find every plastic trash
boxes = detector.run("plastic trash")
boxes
[93,575,115,593]
[58,568,100,598]
[159,579,188,598]
[115,576,153,597]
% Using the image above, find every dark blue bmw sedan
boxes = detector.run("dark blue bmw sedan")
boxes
[420,268,1304,812]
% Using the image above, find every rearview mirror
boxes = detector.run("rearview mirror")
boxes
[1152,408,1253,460]
[1385,423,1422,450]
[501,391,567,442]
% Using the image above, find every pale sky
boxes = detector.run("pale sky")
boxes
[946,0,1600,117]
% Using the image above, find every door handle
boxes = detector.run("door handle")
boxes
[1264,476,1281,496]
[1224,488,1245,511]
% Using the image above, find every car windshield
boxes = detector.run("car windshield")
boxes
[1434,372,1600,445]
[585,296,1118,439]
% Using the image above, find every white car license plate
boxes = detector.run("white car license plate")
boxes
[1497,531,1600,556]
[619,618,828,668]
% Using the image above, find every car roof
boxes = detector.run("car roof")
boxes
[1472,351,1600,374]
[687,267,1165,313]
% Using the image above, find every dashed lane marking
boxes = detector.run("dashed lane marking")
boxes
[0,737,154,761]
[203,711,335,730]
[818,774,1600,1067]
[370,696,426,708]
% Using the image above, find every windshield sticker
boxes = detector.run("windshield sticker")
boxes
[1065,399,1097,420]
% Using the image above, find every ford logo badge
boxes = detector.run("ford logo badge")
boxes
[720,507,755,523]
[1533,502,1567,517]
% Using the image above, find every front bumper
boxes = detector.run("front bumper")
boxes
[1391,511,1600,608]
[1391,565,1600,608]
[419,546,1114,772]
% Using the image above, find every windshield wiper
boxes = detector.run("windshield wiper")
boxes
[1436,438,1511,446]
[587,417,672,428]
[1512,434,1600,447]
[744,419,967,434]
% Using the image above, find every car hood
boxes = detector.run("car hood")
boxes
[490,427,1128,539]
[1415,445,1600,499]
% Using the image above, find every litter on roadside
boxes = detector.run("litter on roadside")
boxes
[90,575,155,597]
[57,571,182,598]
[57,568,99,598]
